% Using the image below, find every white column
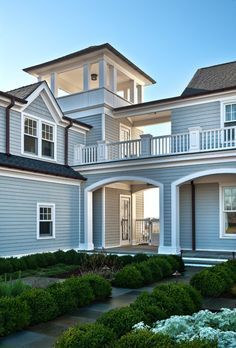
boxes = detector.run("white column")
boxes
[131,193,137,244]
[188,127,202,152]
[83,63,90,91]
[83,191,94,250]
[130,80,137,103]
[74,144,85,165]
[137,85,143,103]
[50,72,58,97]
[140,134,153,156]
[109,65,117,93]
[97,140,108,162]
[99,59,107,88]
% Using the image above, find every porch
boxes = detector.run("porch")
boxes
[74,125,236,165]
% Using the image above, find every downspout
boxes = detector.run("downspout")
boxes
[65,120,73,166]
[191,180,196,251]
[6,97,15,156]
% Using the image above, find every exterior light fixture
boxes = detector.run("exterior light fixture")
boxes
[91,73,98,81]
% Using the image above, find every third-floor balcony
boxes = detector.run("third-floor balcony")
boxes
[73,125,236,165]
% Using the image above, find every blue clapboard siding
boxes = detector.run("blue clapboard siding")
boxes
[105,114,142,143]
[68,129,86,166]
[0,106,5,153]
[77,115,102,145]
[171,101,221,134]
[0,176,80,256]
[24,95,55,122]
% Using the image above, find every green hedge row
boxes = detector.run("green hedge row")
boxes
[113,255,184,288]
[55,283,202,347]
[190,259,236,297]
[0,274,111,337]
[0,250,184,276]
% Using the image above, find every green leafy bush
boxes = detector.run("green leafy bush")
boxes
[177,339,218,348]
[145,258,163,281]
[0,296,30,336]
[0,258,13,274]
[20,288,58,324]
[113,265,144,288]
[116,330,175,348]
[134,262,153,284]
[0,280,31,297]
[81,273,112,300]
[133,253,149,263]
[47,282,77,315]
[119,255,134,267]
[170,255,185,272]
[55,323,115,348]
[63,277,95,306]
[98,306,144,337]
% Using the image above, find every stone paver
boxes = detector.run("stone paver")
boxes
[0,266,231,348]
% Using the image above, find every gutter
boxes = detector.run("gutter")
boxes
[65,120,73,166]
[6,97,15,156]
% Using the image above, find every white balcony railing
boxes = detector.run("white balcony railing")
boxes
[73,126,236,165]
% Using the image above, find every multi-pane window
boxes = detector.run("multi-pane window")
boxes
[38,204,55,238]
[42,123,54,158]
[223,187,236,236]
[24,118,38,155]
[225,104,236,122]
[23,116,55,159]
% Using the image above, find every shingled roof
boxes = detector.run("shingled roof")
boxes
[0,153,85,180]
[7,81,43,99]
[182,61,236,96]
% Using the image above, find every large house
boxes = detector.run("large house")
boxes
[1,43,236,257]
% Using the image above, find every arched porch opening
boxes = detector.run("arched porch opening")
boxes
[83,176,163,252]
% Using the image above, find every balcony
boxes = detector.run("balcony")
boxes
[73,126,236,165]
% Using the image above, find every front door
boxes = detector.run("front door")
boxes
[120,195,131,245]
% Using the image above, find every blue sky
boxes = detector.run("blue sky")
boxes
[1,0,236,101]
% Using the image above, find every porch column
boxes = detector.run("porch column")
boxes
[83,63,90,91]
[109,65,117,93]
[130,80,137,103]
[97,140,108,162]
[140,134,153,156]
[99,59,107,88]
[188,127,202,152]
[50,72,58,97]
[83,190,94,250]
[137,85,143,103]
[131,193,137,244]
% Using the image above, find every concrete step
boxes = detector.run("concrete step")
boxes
[183,256,228,267]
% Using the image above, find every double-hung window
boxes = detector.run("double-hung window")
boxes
[37,204,55,239]
[23,115,55,160]
[24,117,38,155]
[225,104,236,123]
[222,187,236,237]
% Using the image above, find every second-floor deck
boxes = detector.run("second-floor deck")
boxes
[74,125,236,165]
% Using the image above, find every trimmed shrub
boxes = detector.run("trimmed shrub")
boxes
[145,258,163,281]
[47,283,77,315]
[113,265,144,288]
[20,288,58,324]
[190,269,226,297]
[177,339,218,348]
[81,274,112,300]
[98,306,144,337]
[133,253,149,263]
[134,262,153,284]
[0,296,30,336]
[119,255,134,267]
[171,255,185,272]
[10,257,28,272]
[175,283,202,312]
[0,258,13,274]
[153,257,173,276]
[55,323,115,348]
[116,330,175,348]
[63,277,94,307]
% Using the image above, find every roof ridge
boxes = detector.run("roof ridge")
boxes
[199,60,236,71]
[6,81,43,94]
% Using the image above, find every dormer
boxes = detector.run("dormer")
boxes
[23,43,156,109]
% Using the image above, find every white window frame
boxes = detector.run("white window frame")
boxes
[22,113,57,161]
[119,123,131,142]
[220,98,236,127]
[219,184,236,239]
[37,203,55,239]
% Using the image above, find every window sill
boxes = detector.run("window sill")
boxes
[37,236,56,240]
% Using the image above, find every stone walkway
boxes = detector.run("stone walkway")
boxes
[0,267,235,348]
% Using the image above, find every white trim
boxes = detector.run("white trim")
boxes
[84,176,163,252]
[119,123,131,141]
[22,113,57,162]
[219,184,236,239]
[221,98,236,127]
[158,246,181,254]
[102,113,106,141]
[120,194,131,246]
[0,167,81,186]
[37,203,55,239]
[102,187,106,248]
[172,168,236,253]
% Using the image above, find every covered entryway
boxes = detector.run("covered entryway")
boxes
[83,176,163,251]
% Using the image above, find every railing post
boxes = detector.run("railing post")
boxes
[74,144,85,164]
[188,127,202,152]
[97,140,108,162]
[140,134,153,156]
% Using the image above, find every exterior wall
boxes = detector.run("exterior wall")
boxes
[180,184,192,249]
[80,160,236,249]
[0,106,5,153]
[77,114,102,145]
[24,95,55,122]
[136,191,144,219]
[68,128,86,166]
[93,188,103,248]
[105,114,143,143]
[171,101,221,134]
[0,175,80,257]
[105,187,131,247]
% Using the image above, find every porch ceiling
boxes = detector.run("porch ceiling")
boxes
[122,110,171,127]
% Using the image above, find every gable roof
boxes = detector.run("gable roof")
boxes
[182,60,236,96]
[7,81,43,99]
[23,43,156,84]
[0,152,86,180]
